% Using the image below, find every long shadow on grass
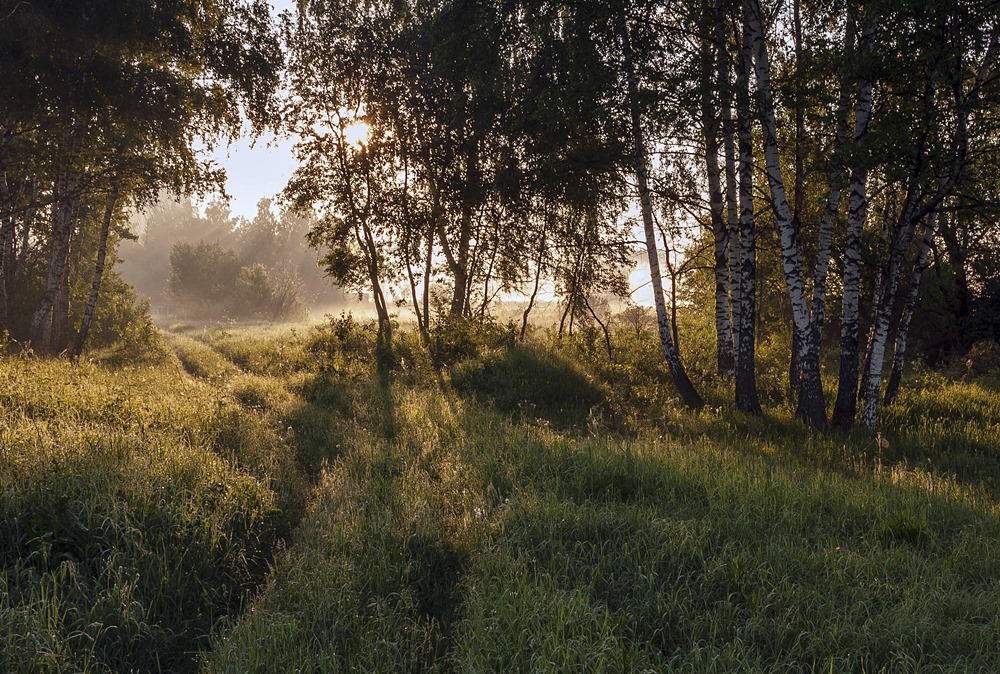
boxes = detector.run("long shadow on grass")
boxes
[449,345,604,431]
[450,405,1000,671]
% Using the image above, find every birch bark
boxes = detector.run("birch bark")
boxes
[746,0,823,427]
[701,0,734,376]
[734,3,760,413]
[71,184,120,359]
[30,168,77,353]
[859,33,991,428]
[797,10,857,424]
[883,212,938,405]
[620,12,703,409]
[831,15,875,429]
[719,19,741,354]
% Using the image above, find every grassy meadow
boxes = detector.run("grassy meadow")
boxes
[3,318,1000,672]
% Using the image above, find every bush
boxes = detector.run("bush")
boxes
[167,241,306,321]
[966,340,1000,378]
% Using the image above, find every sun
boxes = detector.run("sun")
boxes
[343,121,370,147]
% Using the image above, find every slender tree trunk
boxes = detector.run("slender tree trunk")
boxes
[72,185,120,359]
[789,0,805,399]
[521,227,547,341]
[938,213,970,348]
[558,294,572,338]
[582,294,613,360]
[664,245,681,358]
[860,200,921,427]
[832,16,876,429]
[449,147,478,318]
[53,199,85,352]
[31,171,77,353]
[701,3,735,376]
[720,19,741,354]
[734,3,760,414]
[477,235,500,320]
[884,212,938,405]
[620,12,703,410]
[0,174,14,328]
[359,221,391,344]
[400,159,427,342]
[747,0,823,428]
[423,227,432,330]
[404,241,426,342]
[860,52,976,428]
[13,179,38,289]
[858,196,896,408]
[798,11,856,424]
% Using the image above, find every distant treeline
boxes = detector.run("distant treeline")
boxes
[119,197,346,321]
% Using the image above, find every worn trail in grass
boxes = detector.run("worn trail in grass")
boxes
[200,326,1000,673]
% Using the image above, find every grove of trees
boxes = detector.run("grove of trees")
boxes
[0,0,281,354]
[4,0,999,431]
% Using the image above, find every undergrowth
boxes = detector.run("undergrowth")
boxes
[203,320,1000,673]
[4,317,1000,672]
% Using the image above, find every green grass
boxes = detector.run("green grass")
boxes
[0,336,312,673]
[5,320,1000,672]
[202,325,1000,673]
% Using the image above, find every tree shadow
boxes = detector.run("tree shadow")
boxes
[448,345,604,432]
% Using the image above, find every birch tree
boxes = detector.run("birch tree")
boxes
[620,9,704,409]
[745,0,824,426]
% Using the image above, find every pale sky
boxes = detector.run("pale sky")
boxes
[205,0,298,220]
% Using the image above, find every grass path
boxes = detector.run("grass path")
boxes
[199,328,1000,673]
[5,322,1000,673]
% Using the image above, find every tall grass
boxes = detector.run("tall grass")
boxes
[203,322,1000,673]
[0,339,310,672]
[5,318,1000,672]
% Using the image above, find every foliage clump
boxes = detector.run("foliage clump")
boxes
[167,241,306,321]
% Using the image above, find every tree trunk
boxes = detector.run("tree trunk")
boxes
[53,198,86,352]
[13,179,38,289]
[31,170,77,353]
[719,18,741,355]
[734,2,761,414]
[520,227,547,341]
[938,212,970,348]
[746,0,824,428]
[423,227,432,329]
[582,293,613,360]
[884,212,938,405]
[72,185,120,359]
[798,11,857,424]
[859,49,975,429]
[701,2,735,376]
[620,13,703,410]
[832,15,876,429]
[403,239,426,342]
[449,146,478,318]
[358,221,391,344]
[788,0,805,400]
[0,174,14,328]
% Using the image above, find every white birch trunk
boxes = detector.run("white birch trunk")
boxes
[859,35,990,428]
[620,12,703,409]
[884,212,938,405]
[718,17,741,354]
[831,17,874,427]
[72,184,120,359]
[746,0,823,427]
[701,10,735,376]
[30,170,77,353]
[734,3,760,413]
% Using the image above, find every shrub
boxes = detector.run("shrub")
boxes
[167,241,307,321]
